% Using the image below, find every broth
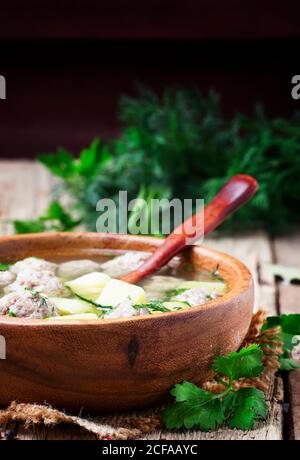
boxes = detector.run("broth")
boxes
[0,252,227,320]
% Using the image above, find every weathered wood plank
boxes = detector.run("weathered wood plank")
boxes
[274,233,300,314]
[202,233,283,440]
[274,232,300,440]
[15,382,283,441]
[0,161,54,235]
[205,232,277,315]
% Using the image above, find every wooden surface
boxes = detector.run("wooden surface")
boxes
[0,160,299,440]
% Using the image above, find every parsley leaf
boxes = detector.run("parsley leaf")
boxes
[263,314,300,370]
[76,139,111,176]
[45,201,82,231]
[38,148,75,179]
[263,315,300,371]
[226,388,267,430]
[13,201,81,234]
[280,357,299,371]
[163,345,266,432]
[13,220,46,234]
[163,315,300,433]
[213,344,264,380]
[38,138,111,180]
[264,314,300,338]
[164,381,224,431]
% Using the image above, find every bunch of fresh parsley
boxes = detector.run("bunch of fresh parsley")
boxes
[163,345,267,431]
[13,201,81,234]
[12,87,300,235]
[163,314,300,432]
[263,314,300,371]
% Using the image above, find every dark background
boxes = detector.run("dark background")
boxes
[0,0,299,158]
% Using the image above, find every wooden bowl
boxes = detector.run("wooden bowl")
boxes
[0,232,254,413]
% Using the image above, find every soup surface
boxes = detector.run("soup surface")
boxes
[0,252,227,320]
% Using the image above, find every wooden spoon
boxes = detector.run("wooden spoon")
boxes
[122,174,258,284]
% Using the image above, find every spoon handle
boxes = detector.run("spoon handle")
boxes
[122,174,258,284]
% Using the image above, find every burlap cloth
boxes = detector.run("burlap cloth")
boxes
[0,311,283,440]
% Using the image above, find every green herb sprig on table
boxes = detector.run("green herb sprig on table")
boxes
[263,314,300,371]
[164,345,267,431]
[13,201,81,234]
[12,87,300,235]
[163,314,300,432]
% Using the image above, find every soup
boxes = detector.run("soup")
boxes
[0,252,227,320]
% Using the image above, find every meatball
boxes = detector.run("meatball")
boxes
[11,257,57,275]
[57,259,102,280]
[176,288,219,306]
[0,271,16,289]
[0,290,57,318]
[142,275,185,301]
[101,252,149,277]
[5,269,69,297]
[103,299,149,319]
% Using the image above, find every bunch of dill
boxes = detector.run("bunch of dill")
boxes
[17,87,300,235]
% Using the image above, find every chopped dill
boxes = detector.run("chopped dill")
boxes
[211,264,224,282]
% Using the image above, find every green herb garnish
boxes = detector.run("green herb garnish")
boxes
[0,263,10,271]
[164,288,188,300]
[11,88,300,236]
[164,313,300,432]
[263,313,300,370]
[23,287,50,310]
[24,287,41,296]
[66,286,114,310]
[13,201,81,234]
[133,300,171,313]
[211,264,224,282]
[163,345,267,431]
[39,297,49,309]
[8,310,17,317]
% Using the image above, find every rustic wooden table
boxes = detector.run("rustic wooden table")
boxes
[0,161,299,440]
